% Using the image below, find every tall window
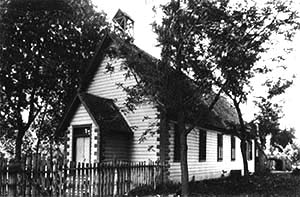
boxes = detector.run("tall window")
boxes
[231,136,236,161]
[217,134,223,161]
[246,140,253,160]
[199,130,206,161]
[174,124,180,162]
[72,125,91,163]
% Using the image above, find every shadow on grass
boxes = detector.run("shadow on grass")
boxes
[128,170,300,196]
[189,171,300,196]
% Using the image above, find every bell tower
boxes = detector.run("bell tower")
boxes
[113,9,134,42]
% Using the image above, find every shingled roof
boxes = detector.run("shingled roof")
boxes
[57,31,239,135]
[58,92,132,135]
[106,33,239,130]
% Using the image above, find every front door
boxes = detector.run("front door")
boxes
[72,125,91,163]
[75,136,90,163]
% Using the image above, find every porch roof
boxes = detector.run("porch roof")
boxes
[80,93,132,134]
[58,92,132,135]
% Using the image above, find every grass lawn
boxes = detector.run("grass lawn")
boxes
[129,170,300,196]
[188,171,300,196]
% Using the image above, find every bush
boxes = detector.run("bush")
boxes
[292,168,300,176]
[127,182,180,196]
[155,181,180,194]
[127,185,155,196]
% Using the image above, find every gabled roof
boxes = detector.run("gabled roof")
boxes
[58,92,132,135]
[103,34,239,130]
[204,94,239,129]
[80,93,132,133]
[79,32,158,92]
[57,31,239,136]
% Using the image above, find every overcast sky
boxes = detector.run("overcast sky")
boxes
[92,0,300,141]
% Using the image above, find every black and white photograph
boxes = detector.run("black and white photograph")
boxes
[0,0,300,196]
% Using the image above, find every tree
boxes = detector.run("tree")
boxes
[121,0,299,194]
[153,2,218,195]
[272,128,295,151]
[254,98,281,149]
[196,0,299,177]
[108,0,299,195]
[288,143,300,164]
[254,77,293,149]
[250,75,295,173]
[121,1,222,195]
[0,0,108,160]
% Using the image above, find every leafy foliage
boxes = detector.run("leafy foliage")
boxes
[272,128,295,150]
[253,97,282,149]
[253,76,295,154]
[193,0,300,176]
[289,144,300,164]
[0,0,108,159]
[117,0,299,194]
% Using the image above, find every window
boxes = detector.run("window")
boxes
[231,136,236,161]
[72,125,91,163]
[217,134,223,161]
[199,130,206,161]
[246,140,253,160]
[174,124,180,162]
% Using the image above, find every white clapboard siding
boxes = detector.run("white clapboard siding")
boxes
[87,56,159,162]
[67,104,98,163]
[168,125,255,182]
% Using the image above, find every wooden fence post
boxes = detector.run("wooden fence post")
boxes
[113,160,118,196]
[0,158,8,196]
[8,160,22,197]
[2,157,164,197]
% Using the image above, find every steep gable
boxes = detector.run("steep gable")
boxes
[58,32,240,136]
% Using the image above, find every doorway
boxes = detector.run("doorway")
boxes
[72,125,91,163]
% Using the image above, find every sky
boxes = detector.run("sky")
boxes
[92,0,300,141]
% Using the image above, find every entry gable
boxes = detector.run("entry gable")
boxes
[79,93,132,134]
[58,92,132,136]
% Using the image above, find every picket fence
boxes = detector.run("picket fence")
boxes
[0,156,163,197]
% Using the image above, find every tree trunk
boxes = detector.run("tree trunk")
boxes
[159,109,168,183]
[35,138,41,164]
[180,132,189,196]
[178,110,189,197]
[233,99,249,178]
[15,129,25,161]
[257,145,267,174]
[36,138,40,156]
[240,138,249,178]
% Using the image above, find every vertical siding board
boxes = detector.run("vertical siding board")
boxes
[71,161,76,197]
[76,163,81,197]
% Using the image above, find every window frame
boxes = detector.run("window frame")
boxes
[199,130,207,162]
[217,134,223,161]
[174,124,180,162]
[231,135,236,161]
[72,124,92,163]
[246,140,253,161]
